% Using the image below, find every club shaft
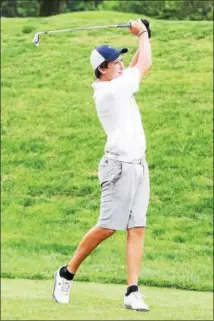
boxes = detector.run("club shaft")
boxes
[38,23,131,36]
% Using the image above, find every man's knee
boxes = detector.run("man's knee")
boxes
[128,227,145,238]
[99,227,116,239]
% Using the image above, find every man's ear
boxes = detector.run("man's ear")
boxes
[98,67,106,75]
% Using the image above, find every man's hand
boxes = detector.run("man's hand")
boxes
[128,18,152,78]
[129,19,151,38]
[129,19,147,37]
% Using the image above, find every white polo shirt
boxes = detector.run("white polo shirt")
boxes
[91,67,146,159]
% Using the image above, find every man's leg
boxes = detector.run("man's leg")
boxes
[126,227,145,286]
[124,226,149,311]
[53,225,115,303]
[67,226,115,273]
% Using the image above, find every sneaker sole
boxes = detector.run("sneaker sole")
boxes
[124,305,149,312]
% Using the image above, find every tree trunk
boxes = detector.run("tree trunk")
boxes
[39,0,65,17]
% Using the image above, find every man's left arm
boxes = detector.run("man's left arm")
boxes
[129,18,151,70]
[129,50,139,68]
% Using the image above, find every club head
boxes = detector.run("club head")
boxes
[32,33,40,47]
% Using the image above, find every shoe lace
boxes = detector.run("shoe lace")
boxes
[133,291,144,300]
[59,279,72,294]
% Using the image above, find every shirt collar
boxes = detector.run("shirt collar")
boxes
[91,79,111,89]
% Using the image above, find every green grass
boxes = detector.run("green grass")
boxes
[1,11,213,292]
[1,279,213,320]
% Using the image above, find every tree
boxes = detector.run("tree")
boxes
[39,0,65,16]
[100,0,213,21]
[65,0,104,12]
[1,0,19,17]
[17,0,39,17]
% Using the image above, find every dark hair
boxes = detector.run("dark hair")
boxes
[94,61,109,79]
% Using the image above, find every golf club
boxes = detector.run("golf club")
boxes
[32,23,131,46]
[32,19,151,46]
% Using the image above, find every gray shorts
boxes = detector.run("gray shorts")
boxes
[97,155,150,230]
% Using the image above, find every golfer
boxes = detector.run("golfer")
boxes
[53,18,152,311]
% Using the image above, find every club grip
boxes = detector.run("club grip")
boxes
[117,23,131,28]
[140,19,151,38]
[140,19,149,28]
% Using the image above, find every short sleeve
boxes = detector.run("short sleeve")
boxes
[110,67,141,96]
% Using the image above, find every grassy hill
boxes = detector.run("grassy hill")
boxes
[1,11,213,291]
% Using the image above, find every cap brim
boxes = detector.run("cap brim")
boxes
[106,47,128,62]
[120,48,129,54]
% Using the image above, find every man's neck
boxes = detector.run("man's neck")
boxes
[99,75,110,82]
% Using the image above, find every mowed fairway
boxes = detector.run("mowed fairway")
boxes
[1,9,213,321]
[1,279,213,320]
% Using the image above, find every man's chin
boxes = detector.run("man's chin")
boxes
[113,71,124,79]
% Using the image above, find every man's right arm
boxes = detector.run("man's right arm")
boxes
[129,19,152,80]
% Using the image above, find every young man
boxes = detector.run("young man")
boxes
[53,18,152,311]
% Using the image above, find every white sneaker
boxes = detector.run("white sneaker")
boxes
[53,268,73,304]
[124,291,149,311]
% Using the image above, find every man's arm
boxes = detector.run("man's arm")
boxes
[129,50,139,68]
[111,21,152,95]
[129,19,152,79]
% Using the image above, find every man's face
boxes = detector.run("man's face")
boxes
[99,56,125,81]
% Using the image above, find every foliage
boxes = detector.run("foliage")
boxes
[1,0,39,17]
[18,0,40,17]
[1,0,19,17]
[100,0,213,20]
[65,0,103,12]
[0,0,104,17]
[0,0,213,20]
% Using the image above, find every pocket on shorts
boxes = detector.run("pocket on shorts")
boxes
[98,158,122,187]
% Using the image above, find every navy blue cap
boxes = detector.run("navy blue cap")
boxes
[96,44,128,62]
[90,44,128,70]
